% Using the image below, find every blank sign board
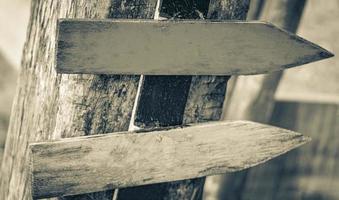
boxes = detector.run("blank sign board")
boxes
[56,19,333,75]
[30,121,309,198]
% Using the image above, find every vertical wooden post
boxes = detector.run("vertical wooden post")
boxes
[0,1,158,200]
[204,0,307,199]
[117,0,250,199]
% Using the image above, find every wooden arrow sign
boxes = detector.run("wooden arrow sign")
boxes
[55,19,333,75]
[30,121,310,198]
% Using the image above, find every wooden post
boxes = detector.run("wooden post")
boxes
[204,0,307,199]
[0,1,158,200]
[117,0,249,199]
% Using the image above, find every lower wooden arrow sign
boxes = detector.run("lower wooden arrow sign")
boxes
[30,121,310,198]
[56,19,333,75]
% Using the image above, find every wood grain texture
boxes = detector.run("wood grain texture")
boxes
[56,19,333,75]
[0,1,158,200]
[134,75,192,127]
[116,1,206,199]
[117,1,248,199]
[30,121,310,199]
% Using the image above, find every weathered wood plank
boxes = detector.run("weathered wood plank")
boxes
[56,19,333,75]
[30,121,310,199]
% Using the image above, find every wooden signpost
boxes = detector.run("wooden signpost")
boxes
[28,15,333,199]
[1,1,334,200]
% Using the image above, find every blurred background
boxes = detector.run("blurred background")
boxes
[0,0,30,163]
[0,0,338,199]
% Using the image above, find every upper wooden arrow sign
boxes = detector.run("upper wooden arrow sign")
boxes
[55,19,333,75]
[30,121,310,198]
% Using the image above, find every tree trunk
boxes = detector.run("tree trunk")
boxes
[0,0,249,200]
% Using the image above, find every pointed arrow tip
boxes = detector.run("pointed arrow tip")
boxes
[292,134,311,150]
[231,122,312,172]
[321,49,335,59]
[300,134,312,145]
[277,129,311,156]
